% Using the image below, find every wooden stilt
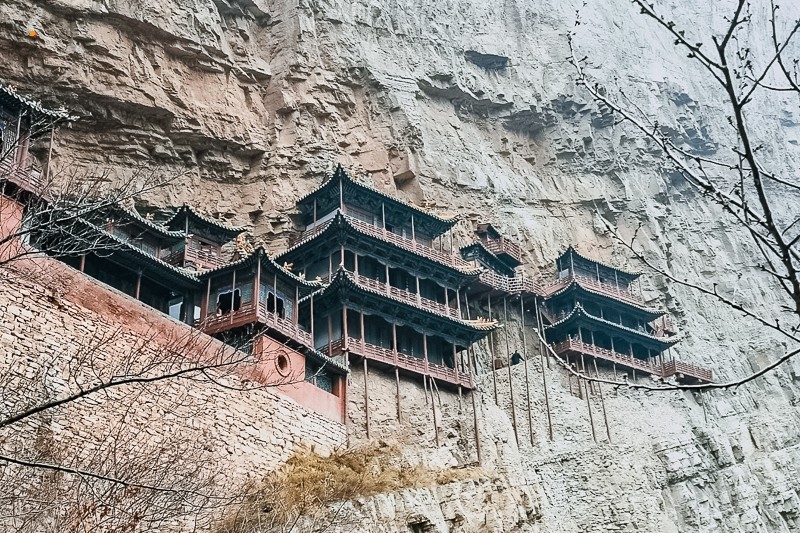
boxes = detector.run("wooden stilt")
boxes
[430,377,440,447]
[593,358,611,443]
[533,299,553,441]
[79,255,86,273]
[423,374,429,405]
[395,367,401,423]
[363,358,371,439]
[520,296,534,445]
[488,294,498,404]
[503,297,519,447]
[471,390,482,465]
[135,271,142,300]
[584,376,596,443]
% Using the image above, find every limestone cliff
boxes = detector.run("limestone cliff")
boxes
[2,0,800,531]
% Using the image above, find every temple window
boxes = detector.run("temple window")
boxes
[217,289,241,314]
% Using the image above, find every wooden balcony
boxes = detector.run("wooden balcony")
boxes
[293,214,474,272]
[542,273,644,307]
[323,337,473,389]
[353,273,460,319]
[196,300,312,347]
[483,237,523,264]
[552,339,712,383]
[1,157,46,195]
[164,246,228,270]
[661,360,712,383]
[478,270,540,294]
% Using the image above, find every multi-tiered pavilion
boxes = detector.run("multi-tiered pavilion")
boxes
[540,247,712,384]
[276,165,498,390]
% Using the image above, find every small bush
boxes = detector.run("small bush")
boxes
[215,443,480,533]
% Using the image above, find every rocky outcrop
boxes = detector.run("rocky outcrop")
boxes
[2,0,800,531]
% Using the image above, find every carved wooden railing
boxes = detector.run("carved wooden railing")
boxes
[0,157,46,195]
[478,270,540,294]
[661,359,712,382]
[552,339,712,382]
[353,273,460,319]
[323,337,473,388]
[196,301,312,347]
[482,237,522,263]
[553,339,661,374]
[163,246,227,270]
[541,273,644,307]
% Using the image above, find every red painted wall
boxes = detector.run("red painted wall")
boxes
[253,335,346,423]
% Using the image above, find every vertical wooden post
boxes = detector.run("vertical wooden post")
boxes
[488,293,498,404]
[327,315,333,356]
[339,173,344,211]
[135,270,142,300]
[310,294,315,349]
[363,358,371,439]
[294,285,299,325]
[430,376,440,447]
[395,366,401,422]
[503,297,519,447]
[255,255,262,314]
[594,358,612,443]
[456,287,462,319]
[45,127,55,183]
[342,305,349,350]
[415,275,421,304]
[534,297,553,441]
[411,213,416,243]
[471,388,482,465]
[313,197,318,233]
[328,254,333,282]
[520,296,534,445]
[585,375,597,443]
[423,333,429,374]
[79,255,86,273]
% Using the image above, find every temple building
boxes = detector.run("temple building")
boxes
[540,247,712,384]
[276,165,498,391]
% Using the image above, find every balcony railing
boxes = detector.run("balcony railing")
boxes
[291,214,473,272]
[163,246,228,270]
[196,300,312,347]
[482,237,522,264]
[542,273,644,307]
[661,359,713,383]
[552,339,712,382]
[353,273,460,319]
[478,270,540,294]
[1,157,46,195]
[323,337,473,389]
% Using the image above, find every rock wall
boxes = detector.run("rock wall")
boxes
[2,0,800,531]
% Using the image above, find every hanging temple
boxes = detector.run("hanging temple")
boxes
[0,87,712,428]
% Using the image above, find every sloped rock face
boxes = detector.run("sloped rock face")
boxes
[2,0,800,531]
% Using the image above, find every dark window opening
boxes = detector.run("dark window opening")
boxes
[266,291,286,318]
[217,289,241,314]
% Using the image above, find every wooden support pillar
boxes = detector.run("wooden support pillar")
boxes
[520,296,534,445]
[363,358,371,439]
[395,366,401,422]
[327,315,333,356]
[79,255,86,273]
[423,333,429,374]
[594,358,612,443]
[310,294,315,348]
[338,173,344,210]
[430,376,440,447]
[471,387,482,465]
[456,287,463,319]
[503,297,519,447]
[385,263,390,294]
[411,213,416,243]
[293,285,299,325]
[135,270,142,300]
[381,202,386,232]
[415,275,421,304]
[453,341,462,411]
[342,305,349,350]
[488,293,498,404]
[313,197,318,233]
[585,374,597,444]
[533,299,553,441]
[328,254,333,282]
[354,253,359,275]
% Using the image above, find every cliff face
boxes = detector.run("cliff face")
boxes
[2,0,800,531]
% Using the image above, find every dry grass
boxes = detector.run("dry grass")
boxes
[214,442,481,533]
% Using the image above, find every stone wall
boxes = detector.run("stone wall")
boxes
[0,255,346,529]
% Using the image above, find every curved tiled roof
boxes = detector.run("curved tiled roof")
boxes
[297,164,459,227]
[1,85,77,121]
[559,245,643,277]
[545,277,664,318]
[545,303,679,346]
[278,211,482,277]
[300,268,499,333]
[76,218,199,282]
[164,204,247,235]
[112,205,186,240]
[198,247,323,289]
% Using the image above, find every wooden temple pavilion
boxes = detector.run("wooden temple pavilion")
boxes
[277,165,498,390]
[162,204,246,270]
[540,247,712,384]
[0,85,74,197]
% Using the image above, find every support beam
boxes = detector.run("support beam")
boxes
[503,297,519,447]
[488,293,498,404]
[364,358,371,439]
[520,296,534,445]
[594,358,612,443]
[135,270,142,300]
